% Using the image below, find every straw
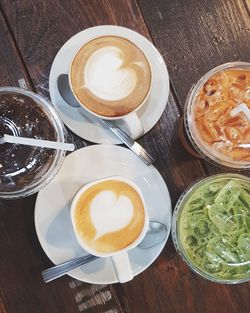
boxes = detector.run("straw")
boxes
[1,134,75,151]
[238,143,250,149]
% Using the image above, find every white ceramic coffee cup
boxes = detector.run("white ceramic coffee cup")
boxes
[68,35,152,139]
[70,176,149,283]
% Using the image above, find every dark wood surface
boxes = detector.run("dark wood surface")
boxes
[0,1,249,313]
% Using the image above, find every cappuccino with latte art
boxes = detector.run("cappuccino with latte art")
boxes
[71,178,146,253]
[70,36,151,117]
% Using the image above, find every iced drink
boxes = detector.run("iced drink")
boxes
[185,63,250,168]
[0,87,65,199]
[172,174,250,283]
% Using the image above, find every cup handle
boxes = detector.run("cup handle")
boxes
[111,251,133,283]
[122,112,144,139]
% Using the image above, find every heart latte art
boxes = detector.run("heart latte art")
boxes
[73,180,145,253]
[70,36,151,117]
[84,46,137,101]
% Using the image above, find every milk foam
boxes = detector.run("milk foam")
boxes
[90,190,134,239]
[84,46,137,101]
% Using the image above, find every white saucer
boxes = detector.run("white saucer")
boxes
[49,25,169,144]
[35,145,172,284]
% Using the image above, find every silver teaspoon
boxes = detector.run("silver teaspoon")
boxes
[57,74,155,166]
[42,221,167,283]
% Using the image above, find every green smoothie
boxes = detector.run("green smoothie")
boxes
[179,176,250,281]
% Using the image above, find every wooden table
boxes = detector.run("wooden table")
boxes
[0,1,249,312]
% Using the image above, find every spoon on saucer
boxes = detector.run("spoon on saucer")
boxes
[57,74,155,166]
[42,220,167,283]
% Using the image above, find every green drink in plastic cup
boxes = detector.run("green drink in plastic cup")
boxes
[172,174,250,284]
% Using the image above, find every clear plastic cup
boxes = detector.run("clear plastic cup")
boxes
[172,173,250,284]
[0,87,65,199]
[184,62,250,169]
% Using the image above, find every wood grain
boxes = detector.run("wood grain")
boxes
[0,9,31,89]
[0,198,124,313]
[2,0,151,98]
[0,0,249,313]
[137,0,250,175]
[137,0,250,106]
[0,1,206,313]
[0,5,123,313]
[0,299,7,313]
[0,0,205,199]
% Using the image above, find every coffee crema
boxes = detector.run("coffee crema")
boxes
[73,180,145,253]
[70,36,151,117]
